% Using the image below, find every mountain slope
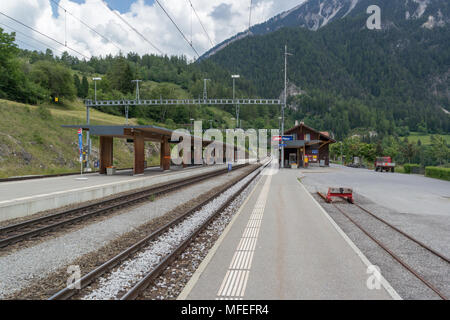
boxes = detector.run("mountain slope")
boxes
[201,0,450,137]
[202,0,449,59]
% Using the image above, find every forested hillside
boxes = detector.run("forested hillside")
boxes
[206,17,450,139]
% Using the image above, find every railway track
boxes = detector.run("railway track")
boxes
[0,164,247,249]
[317,191,449,300]
[49,160,270,300]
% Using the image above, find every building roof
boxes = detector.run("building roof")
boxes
[61,125,239,149]
[284,122,336,143]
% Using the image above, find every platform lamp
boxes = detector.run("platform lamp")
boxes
[190,118,195,134]
[231,75,240,128]
[85,77,102,172]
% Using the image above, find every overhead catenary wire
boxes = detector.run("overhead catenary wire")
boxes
[248,0,253,34]
[101,1,163,55]
[154,0,200,58]
[0,22,65,54]
[14,38,47,53]
[49,0,122,52]
[187,0,214,48]
[0,11,89,59]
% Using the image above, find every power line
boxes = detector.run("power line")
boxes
[49,0,122,52]
[154,0,200,58]
[0,11,90,59]
[101,2,163,55]
[14,38,45,52]
[187,0,214,48]
[0,22,64,54]
[248,0,253,34]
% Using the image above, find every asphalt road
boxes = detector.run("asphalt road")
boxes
[301,164,450,216]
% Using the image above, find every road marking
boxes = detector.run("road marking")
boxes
[297,179,402,300]
[216,172,272,300]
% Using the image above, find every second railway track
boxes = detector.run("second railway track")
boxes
[49,160,270,300]
[0,164,247,249]
[317,191,449,300]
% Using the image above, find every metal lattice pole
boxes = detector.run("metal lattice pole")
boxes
[282,45,292,168]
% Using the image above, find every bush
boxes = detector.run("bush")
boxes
[425,167,450,181]
[404,163,421,174]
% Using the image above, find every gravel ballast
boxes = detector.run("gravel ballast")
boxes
[0,165,256,299]
[302,180,450,300]
[82,168,261,300]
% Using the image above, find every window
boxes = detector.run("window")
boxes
[305,133,310,141]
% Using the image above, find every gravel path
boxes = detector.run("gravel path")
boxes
[303,183,450,300]
[0,166,253,299]
[301,166,450,258]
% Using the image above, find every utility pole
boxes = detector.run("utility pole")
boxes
[132,80,142,101]
[282,45,292,169]
[87,77,101,172]
[129,80,142,125]
[203,79,210,101]
[232,75,240,128]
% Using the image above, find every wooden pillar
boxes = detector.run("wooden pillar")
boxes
[161,137,171,170]
[99,136,113,174]
[133,133,145,175]
[302,147,306,168]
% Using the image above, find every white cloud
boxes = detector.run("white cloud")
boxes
[0,0,306,60]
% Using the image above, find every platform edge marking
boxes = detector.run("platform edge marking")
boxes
[297,179,402,300]
[176,173,265,300]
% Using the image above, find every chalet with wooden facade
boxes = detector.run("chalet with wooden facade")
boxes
[282,122,336,168]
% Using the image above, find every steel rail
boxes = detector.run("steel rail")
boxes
[0,164,247,248]
[353,203,450,264]
[317,192,448,300]
[121,161,270,300]
[49,162,266,300]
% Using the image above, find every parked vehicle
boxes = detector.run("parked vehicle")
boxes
[375,157,395,172]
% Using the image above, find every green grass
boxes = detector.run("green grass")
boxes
[0,99,160,178]
[406,132,450,145]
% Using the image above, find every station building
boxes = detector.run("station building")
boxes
[281,121,336,168]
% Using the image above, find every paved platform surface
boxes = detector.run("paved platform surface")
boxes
[0,164,225,222]
[0,166,193,202]
[181,168,397,300]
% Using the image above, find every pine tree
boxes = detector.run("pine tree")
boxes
[73,74,81,97]
[81,76,89,98]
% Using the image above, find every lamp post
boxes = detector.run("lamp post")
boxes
[231,75,240,128]
[282,45,292,169]
[190,118,195,134]
[87,77,101,172]
[203,79,210,101]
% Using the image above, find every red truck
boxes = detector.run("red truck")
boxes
[374,157,395,172]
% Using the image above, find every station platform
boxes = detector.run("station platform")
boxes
[0,164,226,223]
[180,167,400,300]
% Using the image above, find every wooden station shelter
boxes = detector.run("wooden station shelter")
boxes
[63,125,238,175]
[282,122,336,168]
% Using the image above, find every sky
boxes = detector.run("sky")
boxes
[0,0,306,60]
